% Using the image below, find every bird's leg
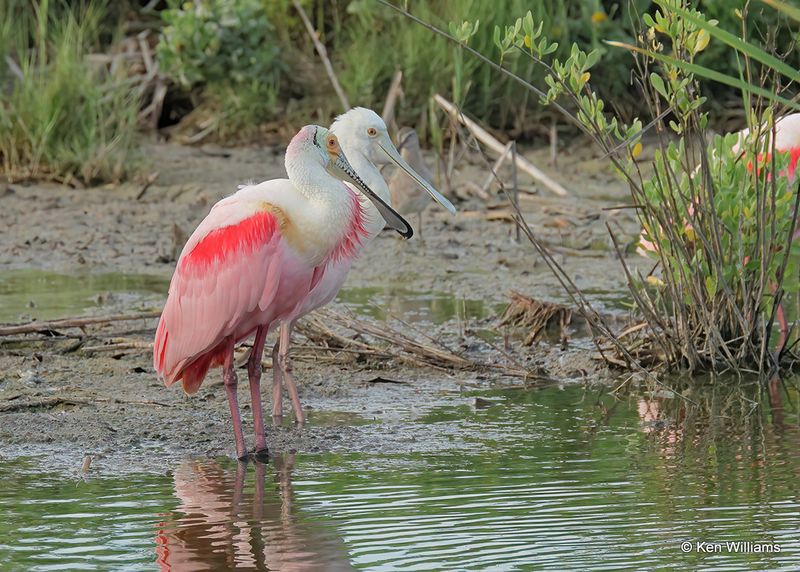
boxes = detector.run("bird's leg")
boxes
[223,338,248,461]
[770,282,790,356]
[418,211,424,244]
[271,337,284,422]
[278,322,305,424]
[776,301,789,355]
[248,325,269,458]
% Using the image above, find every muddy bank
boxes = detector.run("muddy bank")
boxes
[0,138,645,472]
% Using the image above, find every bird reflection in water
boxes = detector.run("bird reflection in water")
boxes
[155,453,351,571]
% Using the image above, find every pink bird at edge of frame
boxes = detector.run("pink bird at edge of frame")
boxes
[153,125,412,461]
[637,113,800,352]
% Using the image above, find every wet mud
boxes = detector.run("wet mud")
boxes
[0,139,647,472]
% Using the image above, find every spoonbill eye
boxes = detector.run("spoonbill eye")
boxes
[367,127,378,137]
[326,134,340,153]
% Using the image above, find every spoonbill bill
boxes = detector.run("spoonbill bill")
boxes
[271,108,455,422]
[388,127,437,234]
[153,125,412,460]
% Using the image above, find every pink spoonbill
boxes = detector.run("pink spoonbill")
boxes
[270,108,456,423]
[153,125,412,460]
[637,114,800,350]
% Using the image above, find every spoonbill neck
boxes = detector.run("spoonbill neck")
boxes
[337,147,392,238]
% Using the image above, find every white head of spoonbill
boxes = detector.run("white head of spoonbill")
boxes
[303,125,413,239]
[331,108,456,214]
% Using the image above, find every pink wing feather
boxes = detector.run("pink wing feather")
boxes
[154,198,284,394]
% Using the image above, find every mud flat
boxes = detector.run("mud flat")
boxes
[0,139,647,473]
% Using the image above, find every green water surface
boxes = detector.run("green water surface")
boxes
[0,270,495,326]
[1,384,798,571]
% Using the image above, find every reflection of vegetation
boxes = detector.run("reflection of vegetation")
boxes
[301,383,799,569]
[0,459,175,571]
[0,1,140,184]
[336,286,490,325]
[0,270,168,322]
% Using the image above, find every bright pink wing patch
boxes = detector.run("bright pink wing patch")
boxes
[154,208,283,392]
[181,211,278,272]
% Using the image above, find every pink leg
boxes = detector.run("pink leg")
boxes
[223,338,247,460]
[248,325,269,457]
[278,322,305,424]
[770,282,790,354]
[271,338,283,421]
[776,301,789,355]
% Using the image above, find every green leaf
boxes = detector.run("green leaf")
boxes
[665,4,800,85]
[706,276,717,298]
[523,10,533,37]
[762,0,800,22]
[650,72,667,99]
[584,49,600,71]
[605,40,800,112]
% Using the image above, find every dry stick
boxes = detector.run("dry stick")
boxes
[291,0,350,112]
[136,171,159,200]
[481,141,513,194]
[549,119,558,167]
[0,395,171,413]
[511,141,520,242]
[381,69,404,131]
[0,311,160,336]
[433,94,568,197]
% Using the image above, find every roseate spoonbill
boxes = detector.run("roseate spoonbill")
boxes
[153,125,412,460]
[271,108,455,422]
[637,114,800,350]
[388,127,437,235]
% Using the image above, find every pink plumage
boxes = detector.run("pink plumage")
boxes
[155,208,281,393]
[151,124,389,459]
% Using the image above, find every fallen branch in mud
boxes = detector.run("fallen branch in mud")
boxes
[433,93,568,197]
[0,311,160,336]
[0,395,171,413]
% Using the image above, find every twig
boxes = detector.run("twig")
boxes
[382,69,404,131]
[136,171,159,200]
[433,94,568,196]
[480,141,513,194]
[0,395,170,413]
[549,118,558,167]
[0,311,160,336]
[512,140,520,242]
[291,0,350,112]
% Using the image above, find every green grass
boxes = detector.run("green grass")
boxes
[0,0,140,185]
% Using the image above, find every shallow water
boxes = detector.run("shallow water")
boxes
[1,384,798,571]
[0,270,497,326]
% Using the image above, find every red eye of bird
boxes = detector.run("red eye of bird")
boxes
[326,135,339,152]
[367,127,377,136]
